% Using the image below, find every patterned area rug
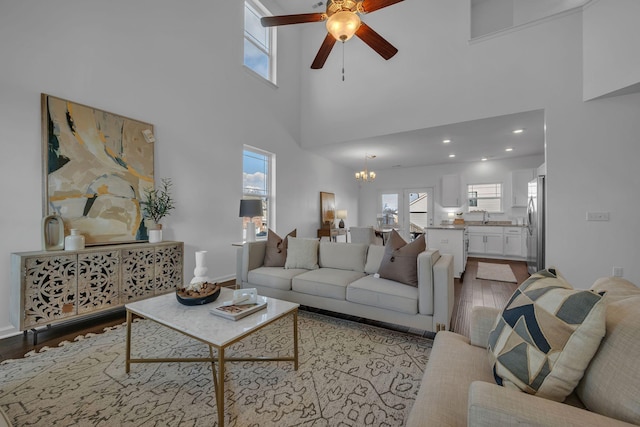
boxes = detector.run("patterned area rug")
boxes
[476,262,518,283]
[0,311,432,426]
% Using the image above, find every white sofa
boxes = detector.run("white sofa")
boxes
[239,240,454,332]
[406,277,640,426]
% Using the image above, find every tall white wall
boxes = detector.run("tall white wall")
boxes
[0,0,358,337]
[583,0,640,99]
[301,2,640,288]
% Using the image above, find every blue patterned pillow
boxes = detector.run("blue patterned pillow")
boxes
[487,268,606,401]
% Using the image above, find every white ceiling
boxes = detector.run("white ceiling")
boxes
[264,1,546,171]
[307,109,546,171]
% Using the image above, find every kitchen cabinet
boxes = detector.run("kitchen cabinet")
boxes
[468,226,504,256]
[510,169,534,207]
[504,227,523,257]
[441,174,461,207]
[426,227,467,279]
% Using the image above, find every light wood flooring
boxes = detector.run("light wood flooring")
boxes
[0,259,528,362]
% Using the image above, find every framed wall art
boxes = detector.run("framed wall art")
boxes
[42,93,155,245]
[320,191,336,228]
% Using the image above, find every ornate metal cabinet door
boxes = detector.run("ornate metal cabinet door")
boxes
[77,250,120,314]
[121,246,156,302]
[22,254,77,328]
[155,243,183,294]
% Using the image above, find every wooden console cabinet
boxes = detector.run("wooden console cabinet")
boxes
[10,241,183,332]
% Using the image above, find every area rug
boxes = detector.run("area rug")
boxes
[0,311,432,427]
[476,262,518,283]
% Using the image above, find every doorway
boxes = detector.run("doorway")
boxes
[378,188,433,241]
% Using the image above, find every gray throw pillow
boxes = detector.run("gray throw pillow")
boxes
[377,230,425,287]
[263,228,296,267]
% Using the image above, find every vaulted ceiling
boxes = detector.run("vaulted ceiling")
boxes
[263,0,549,171]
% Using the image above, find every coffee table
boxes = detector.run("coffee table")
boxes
[125,288,299,427]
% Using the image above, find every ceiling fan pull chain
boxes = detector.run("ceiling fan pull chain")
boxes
[341,42,345,81]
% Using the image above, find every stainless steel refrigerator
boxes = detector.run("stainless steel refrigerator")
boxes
[527,175,545,275]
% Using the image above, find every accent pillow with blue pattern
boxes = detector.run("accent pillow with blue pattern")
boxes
[487,267,606,402]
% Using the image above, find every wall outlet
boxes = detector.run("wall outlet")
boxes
[586,212,610,221]
[613,266,624,277]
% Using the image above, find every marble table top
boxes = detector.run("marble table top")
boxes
[125,288,299,348]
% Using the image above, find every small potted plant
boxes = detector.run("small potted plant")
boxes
[141,178,175,234]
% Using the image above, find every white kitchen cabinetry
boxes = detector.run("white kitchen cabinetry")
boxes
[510,169,534,207]
[468,226,504,256]
[441,174,461,207]
[504,227,523,257]
[426,227,467,279]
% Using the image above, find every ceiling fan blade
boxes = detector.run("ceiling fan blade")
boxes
[360,0,404,13]
[355,23,398,60]
[311,34,337,69]
[261,13,325,27]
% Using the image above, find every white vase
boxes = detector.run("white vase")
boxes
[190,250,211,284]
[148,229,162,243]
[64,229,85,251]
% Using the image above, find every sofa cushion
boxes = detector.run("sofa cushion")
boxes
[346,275,418,314]
[247,267,307,291]
[364,244,385,274]
[292,268,366,300]
[576,292,640,425]
[319,242,368,272]
[263,228,296,267]
[285,237,319,270]
[377,231,426,287]
[405,332,495,427]
[487,267,606,402]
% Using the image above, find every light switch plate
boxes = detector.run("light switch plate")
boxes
[586,212,609,221]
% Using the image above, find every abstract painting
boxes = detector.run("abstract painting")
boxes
[42,94,155,245]
[320,191,335,228]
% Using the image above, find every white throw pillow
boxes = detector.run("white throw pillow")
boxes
[285,237,319,270]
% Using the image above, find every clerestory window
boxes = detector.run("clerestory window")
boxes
[244,0,276,83]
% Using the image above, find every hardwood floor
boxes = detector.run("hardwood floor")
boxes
[451,257,529,338]
[0,260,529,362]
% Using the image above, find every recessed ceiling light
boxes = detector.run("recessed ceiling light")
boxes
[513,129,525,134]
[449,154,456,158]
[505,147,513,152]
[443,139,451,143]
[481,157,488,161]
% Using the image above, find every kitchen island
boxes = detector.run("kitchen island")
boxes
[426,225,468,279]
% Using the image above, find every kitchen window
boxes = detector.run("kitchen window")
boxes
[468,183,502,212]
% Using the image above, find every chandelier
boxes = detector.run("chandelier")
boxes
[355,154,376,182]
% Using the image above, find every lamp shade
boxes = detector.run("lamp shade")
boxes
[239,199,263,218]
[337,210,347,220]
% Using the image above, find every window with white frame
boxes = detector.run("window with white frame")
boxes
[244,0,276,83]
[467,183,502,212]
[243,146,274,240]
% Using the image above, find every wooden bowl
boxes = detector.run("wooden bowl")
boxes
[176,283,221,306]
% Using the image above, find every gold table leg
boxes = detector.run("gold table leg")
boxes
[125,310,132,374]
[293,309,299,371]
[217,346,225,427]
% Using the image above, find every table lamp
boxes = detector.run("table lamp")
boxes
[239,199,263,242]
[337,209,347,228]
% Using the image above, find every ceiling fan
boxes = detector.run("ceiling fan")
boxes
[261,0,404,69]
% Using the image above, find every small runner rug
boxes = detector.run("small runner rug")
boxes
[476,262,518,283]
[0,310,432,427]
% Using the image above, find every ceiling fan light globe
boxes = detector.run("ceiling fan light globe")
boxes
[326,11,361,42]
